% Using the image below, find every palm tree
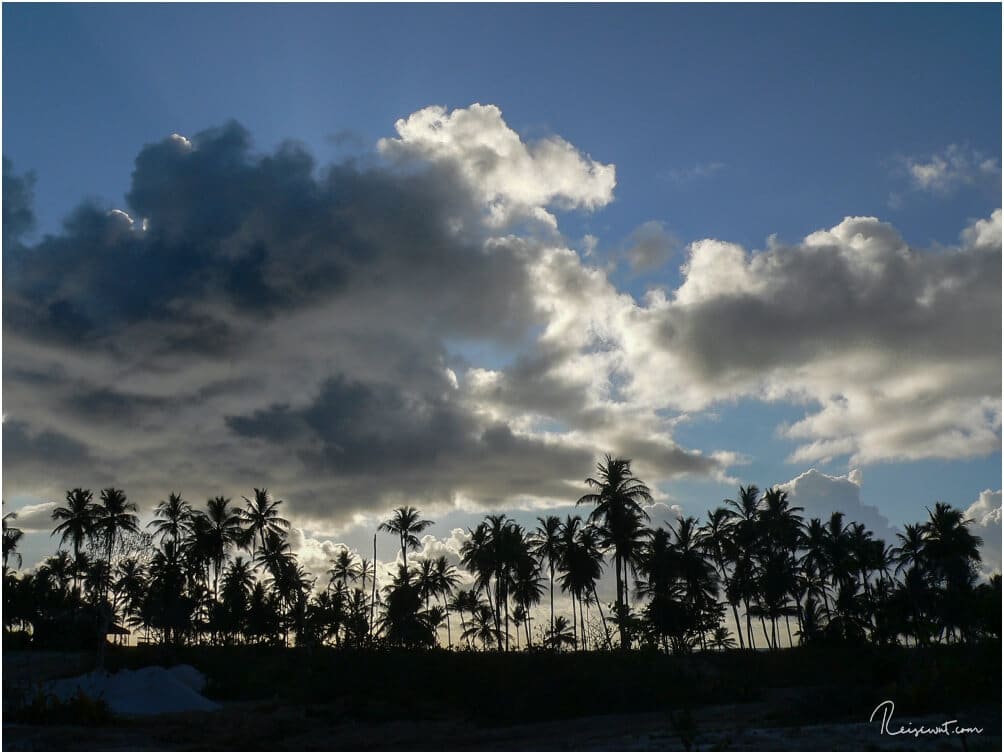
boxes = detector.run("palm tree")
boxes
[431,556,461,647]
[328,548,362,590]
[511,554,544,648]
[461,603,503,650]
[448,589,480,649]
[725,485,760,648]
[204,496,244,601]
[921,502,983,588]
[558,519,605,650]
[150,493,193,544]
[3,511,24,573]
[92,488,139,600]
[698,506,743,649]
[241,489,290,554]
[531,515,562,639]
[378,506,433,571]
[709,625,737,651]
[543,615,577,651]
[51,488,97,593]
[577,455,652,650]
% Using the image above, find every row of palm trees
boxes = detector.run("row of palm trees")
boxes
[2,456,999,652]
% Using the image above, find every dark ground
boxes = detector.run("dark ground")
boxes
[2,642,1001,750]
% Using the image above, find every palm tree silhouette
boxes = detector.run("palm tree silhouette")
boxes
[51,488,96,594]
[577,455,652,650]
[3,511,24,573]
[543,614,576,651]
[92,488,139,600]
[204,496,244,601]
[241,488,290,554]
[698,507,743,649]
[378,506,432,571]
[150,493,194,544]
[328,548,362,590]
[531,514,562,639]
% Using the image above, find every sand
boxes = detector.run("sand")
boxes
[44,665,219,717]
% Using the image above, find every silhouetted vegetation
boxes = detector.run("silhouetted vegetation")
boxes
[3,457,1000,656]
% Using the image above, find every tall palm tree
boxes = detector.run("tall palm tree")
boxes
[51,488,97,593]
[205,496,244,600]
[577,455,652,650]
[725,485,760,648]
[531,514,562,639]
[241,489,290,554]
[511,554,544,648]
[92,488,139,600]
[378,506,433,571]
[3,511,24,573]
[698,507,743,649]
[150,493,193,544]
[431,555,461,647]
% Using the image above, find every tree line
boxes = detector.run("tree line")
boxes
[2,456,1000,652]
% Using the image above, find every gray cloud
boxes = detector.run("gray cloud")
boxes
[623,220,678,273]
[2,158,35,247]
[1,112,652,529]
[646,213,1002,464]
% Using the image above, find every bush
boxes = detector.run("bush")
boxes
[7,687,115,726]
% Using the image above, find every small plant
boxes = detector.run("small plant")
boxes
[8,687,114,726]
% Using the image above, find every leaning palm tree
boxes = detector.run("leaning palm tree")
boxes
[241,489,290,554]
[378,506,433,571]
[51,488,97,592]
[577,455,652,650]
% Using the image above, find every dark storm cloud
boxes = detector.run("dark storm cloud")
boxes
[5,122,533,350]
[227,373,474,472]
[2,158,35,247]
[1,119,594,521]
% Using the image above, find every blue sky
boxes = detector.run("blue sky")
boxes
[3,3,1000,577]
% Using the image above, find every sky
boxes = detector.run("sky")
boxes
[2,3,1001,592]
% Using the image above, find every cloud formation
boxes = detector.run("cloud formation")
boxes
[779,468,899,546]
[378,104,615,229]
[964,489,1002,578]
[902,144,1000,195]
[3,105,999,539]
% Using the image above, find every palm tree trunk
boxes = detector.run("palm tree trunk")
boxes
[549,559,555,637]
[615,554,628,650]
[571,592,578,650]
[590,583,614,650]
[370,535,377,641]
[445,602,452,649]
[744,600,755,649]
[579,594,587,650]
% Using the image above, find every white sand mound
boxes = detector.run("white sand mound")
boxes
[46,665,220,716]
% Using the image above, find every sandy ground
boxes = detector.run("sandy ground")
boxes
[3,696,1000,751]
[3,652,999,751]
